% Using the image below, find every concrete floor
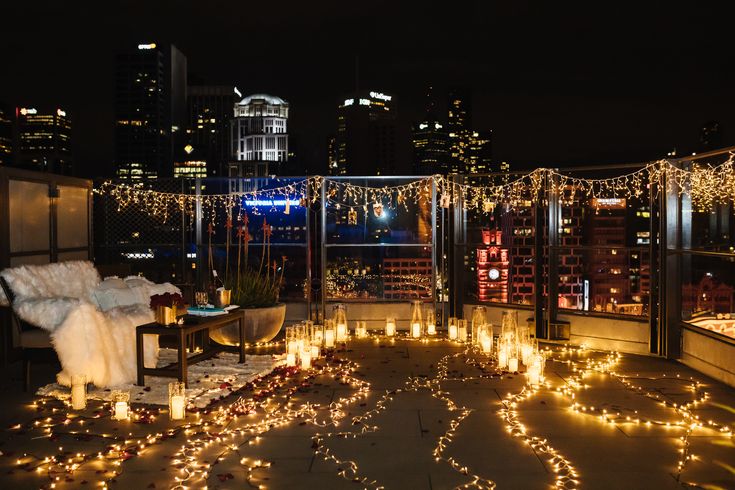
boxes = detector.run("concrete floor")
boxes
[0,338,734,490]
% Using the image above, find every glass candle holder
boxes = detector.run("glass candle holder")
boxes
[333,305,348,341]
[70,374,87,410]
[425,307,436,335]
[385,317,396,337]
[471,306,487,344]
[410,301,423,338]
[111,390,130,420]
[457,319,468,342]
[448,317,458,340]
[324,319,336,348]
[355,321,367,338]
[300,347,312,369]
[169,382,186,420]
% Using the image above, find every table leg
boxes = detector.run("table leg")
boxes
[179,329,188,387]
[136,330,145,386]
[238,314,246,364]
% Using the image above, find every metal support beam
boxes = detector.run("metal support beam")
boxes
[547,170,560,335]
[534,175,546,339]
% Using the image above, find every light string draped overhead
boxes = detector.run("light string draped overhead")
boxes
[93,154,735,220]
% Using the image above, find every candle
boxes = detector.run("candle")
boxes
[458,322,467,342]
[71,384,86,410]
[170,395,186,420]
[508,358,519,372]
[498,348,508,369]
[287,340,298,355]
[300,350,312,369]
[385,319,396,337]
[314,329,323,344]
[480,335,492,354]
[311,344,320,359]
[114,401,128,420]
[521,344,533,365]
[448,324,458,340]
[336,323,347,342]
[325,329,335,348]
[427,323,436,335]
[286,353,297,367]
[527,365,541,385]
[411,322,421,338]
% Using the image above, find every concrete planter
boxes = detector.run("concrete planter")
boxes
[209,303,286,345]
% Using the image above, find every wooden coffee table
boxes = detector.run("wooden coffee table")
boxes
[136,310,246,387]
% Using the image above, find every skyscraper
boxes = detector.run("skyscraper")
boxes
[335,90,396,175]
[15,107,72,175]
[230,93,289,177]
[412,119,450,175]
[183,85,237,177]
[0,104,13,166]
[446,88,491,174]
[114,43,187,180]
[327,135,341,175]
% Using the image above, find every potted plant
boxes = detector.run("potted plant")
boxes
[208,214,287,345]
[150,292,184,325]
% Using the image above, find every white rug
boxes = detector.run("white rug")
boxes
[37,349,284,407]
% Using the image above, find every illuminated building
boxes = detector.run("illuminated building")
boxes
[173,160,207,178]
[114,43,187,180]
[412,119,449,175]
[476,229,509,302]
[699,120,722,151]
[335,90,396,175]
[446,88,492,174]
[682,275,734,316]
[185,85,237,177]
[587,198,629,312]
[0,104,13,166]
[327,135,342,175]
[15,107,72,175]
[383,258,433,299]
[230,94,289,177]
[500,191,584,308]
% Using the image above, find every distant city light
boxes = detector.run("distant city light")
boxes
[56,109,66,117]
[138,43,156,50]
[19,107,37,115]
[234,87,242,98]
[343,98,354,106]
[359,98,370,106]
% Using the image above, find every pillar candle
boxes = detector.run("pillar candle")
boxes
[170,395,186,420]
[287,340,298,355]
[480,335,492,354]
[458,325,467,341]
[527,365,541,385]
[521,344,533,365]
[300,350,312,369]
[508,357,519,372]
[385,320,396,337]
[325,329,335,348]
[71,384,86,410]
[427,323,436,335]
[498,348,508,369]
[311,344,320,359]
[113,402,128,420]
[411,322,421,338]
[286,353,297,367]
[336,323,347,341]
[448,324,458,340]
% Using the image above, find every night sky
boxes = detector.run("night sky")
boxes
[2,1,734,178]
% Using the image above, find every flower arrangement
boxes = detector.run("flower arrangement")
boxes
[221,213,285,309]
[149,292,184,309]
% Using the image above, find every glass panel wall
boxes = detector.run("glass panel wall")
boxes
[323,177,435,302]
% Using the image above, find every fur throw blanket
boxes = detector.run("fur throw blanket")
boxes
[1,261,179,388]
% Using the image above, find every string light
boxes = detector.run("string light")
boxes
[95,154,735,221]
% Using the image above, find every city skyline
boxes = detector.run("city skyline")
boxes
[1,2,734,179]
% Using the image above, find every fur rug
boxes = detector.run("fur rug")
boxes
[1,261,178,387]
[37,350,284,408]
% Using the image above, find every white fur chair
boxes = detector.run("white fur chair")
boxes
[0,261,179,388]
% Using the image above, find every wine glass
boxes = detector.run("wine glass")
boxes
[195,291,208,309]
